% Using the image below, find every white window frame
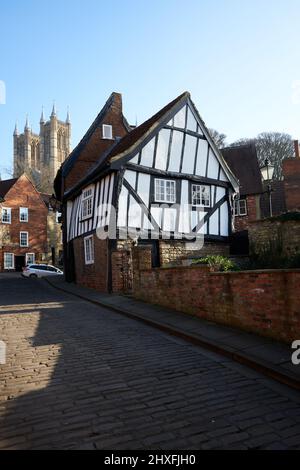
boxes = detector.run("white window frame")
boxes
[234,199,248,216]
[2,207,11,224]
[191,184,211,207]
[154,179,176,203]
[4,253,14,270]
[56,212,62,224]
[26,253,35,265]
[84,235,94,265]
[81,186,94,221]
[20,207,28,222]
[20,231,29,247]
[102,124,113,140]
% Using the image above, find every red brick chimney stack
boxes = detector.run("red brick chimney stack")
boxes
[294,140,300,159]
[282,139,300,211]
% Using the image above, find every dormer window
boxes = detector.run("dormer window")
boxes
[102,124,113,140]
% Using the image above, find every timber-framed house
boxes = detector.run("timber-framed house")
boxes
[55,92,239,292]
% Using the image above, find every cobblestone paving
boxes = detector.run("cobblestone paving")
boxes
[0,275,300,450]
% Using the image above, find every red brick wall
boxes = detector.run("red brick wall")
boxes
[282,158,300,211]
[73,235,108,292]
[234,195,260,232]
[0,175,48,271]
[133,248,300,343]
[64,93,128,193]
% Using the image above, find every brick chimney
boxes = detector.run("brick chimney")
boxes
[282,139,300,211]
[294,140,300,159]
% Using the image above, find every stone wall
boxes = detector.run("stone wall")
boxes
[159,240,230,266]
[248,216,300,256]
[111,249,133,294]
[132,246,300,344]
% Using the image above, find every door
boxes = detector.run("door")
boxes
[66,241,76,282]
[15,255,26,272]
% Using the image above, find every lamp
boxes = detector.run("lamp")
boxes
[260,158,275,217]
[260,158,275,182]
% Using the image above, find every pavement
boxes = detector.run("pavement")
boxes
[1,274,300,450]
[46,276,300,391]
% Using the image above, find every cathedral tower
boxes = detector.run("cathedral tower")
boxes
[13,106,71,193]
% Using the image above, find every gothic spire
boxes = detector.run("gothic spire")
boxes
[40,106,45,124]
[51,101,57,118]
[24,115,30,132]
[66,107,71,124]
[14,121,19,136]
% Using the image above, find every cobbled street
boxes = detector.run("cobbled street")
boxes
[0,274,299,450]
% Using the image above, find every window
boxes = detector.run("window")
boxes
[84,235,94,265]
[4,253,14,270]
[154,179,176,203]
[102,124,113,140]
[26,253,35,265]
[56,212,62,223]
[20,231,29,247]
[20,207,28,222]
[192,184,210,207]
[2,208,11,224]
[81,186,94,220]
[234,199,248,216]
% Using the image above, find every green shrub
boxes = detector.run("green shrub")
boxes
[192,255,240,272]
[245,250,300,270]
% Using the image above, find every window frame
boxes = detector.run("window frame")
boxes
[20,207,29,222]
[238,199,248,216]
[102,124,113,140]
[2,207,11,224]
[26,253,35,265]
[191,184,211,208]
[154,178,176,204]
[20,231,29,248]
[234,198,248,217]
[4,253,14,270]
[81,185,94,221]
[84,235,94,265]
[56,212,62,224]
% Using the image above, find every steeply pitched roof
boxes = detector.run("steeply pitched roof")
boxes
[63,91,239,199]
[221,144,263,196]
[62,92,189,198]
[0,178,18,198]
[108,92,188,163]
[61,92,131,177]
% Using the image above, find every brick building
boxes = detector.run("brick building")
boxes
[0,174,62,271]
[282,149,300,212]
[55,91,238,292]
[222,144,263,232]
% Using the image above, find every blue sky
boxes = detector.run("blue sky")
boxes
[1,0,300,178]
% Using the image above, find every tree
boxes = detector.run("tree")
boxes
[231,132,294,180]
[209,129,227,149]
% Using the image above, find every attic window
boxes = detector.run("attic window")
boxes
[102,124,113,140]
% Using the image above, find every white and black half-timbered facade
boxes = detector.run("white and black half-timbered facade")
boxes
[55,92,239,292]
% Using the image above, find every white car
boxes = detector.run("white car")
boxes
[22,264,64,278]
